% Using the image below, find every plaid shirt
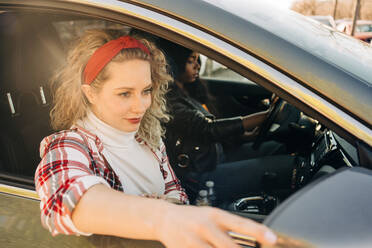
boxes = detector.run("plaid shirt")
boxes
[35,126,188,236]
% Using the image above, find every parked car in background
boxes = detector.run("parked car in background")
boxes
[336,20,372,43]
[308,15,336,29]
[0,0,371,247]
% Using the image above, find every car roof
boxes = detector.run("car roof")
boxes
[131,0,372,127]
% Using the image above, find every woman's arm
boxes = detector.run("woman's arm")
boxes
[168,100,245,143]
[241,110,269,131]
[71,184,164,239]
[37,132,277,247]
[167,91,269,144]
[72,184,277,248]
[35,131,112,236]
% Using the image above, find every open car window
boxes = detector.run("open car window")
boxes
[199,55,249,83]
[0,9,363,189]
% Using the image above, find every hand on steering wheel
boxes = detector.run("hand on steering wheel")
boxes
[241,126,260,142]
[252,94,285,150]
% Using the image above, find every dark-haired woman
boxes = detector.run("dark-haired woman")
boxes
[162,44,294,204]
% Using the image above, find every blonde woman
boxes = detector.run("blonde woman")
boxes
[34,30,277,248]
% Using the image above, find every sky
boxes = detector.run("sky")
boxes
[266,0,296,9]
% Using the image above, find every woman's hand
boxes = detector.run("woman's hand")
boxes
[241,126,260,142]
[156,205,277,248]
[241,95,279,131]
[241,110,269,131]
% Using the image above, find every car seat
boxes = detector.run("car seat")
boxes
[0,12,64,177]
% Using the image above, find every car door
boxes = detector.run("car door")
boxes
[0,1,371,248]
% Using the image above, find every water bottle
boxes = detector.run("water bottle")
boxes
[205,180,217,206]
[195,190,210,206]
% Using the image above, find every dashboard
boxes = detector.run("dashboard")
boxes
[229,129,360,219]
[294,129,357,189]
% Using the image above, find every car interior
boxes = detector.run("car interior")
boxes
[0,10,366,222]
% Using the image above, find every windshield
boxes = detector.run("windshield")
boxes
[356,24,372,32]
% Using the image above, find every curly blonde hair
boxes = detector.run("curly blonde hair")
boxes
[50,29,172,149]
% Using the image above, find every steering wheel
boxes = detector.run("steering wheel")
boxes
[252,96,285,150]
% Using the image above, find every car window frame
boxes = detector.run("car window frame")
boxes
[49,3,372,142]
[0,0,370,171]
[0,5,370,247]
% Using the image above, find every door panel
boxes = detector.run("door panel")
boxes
[0,192,164,247]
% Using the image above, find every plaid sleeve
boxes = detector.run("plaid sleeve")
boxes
[34,131,110,236]
[160,142,189,204]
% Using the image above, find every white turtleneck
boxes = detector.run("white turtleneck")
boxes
[76,112,165,196]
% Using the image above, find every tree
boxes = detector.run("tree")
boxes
[291,0,318,15]
[291,0,372,20]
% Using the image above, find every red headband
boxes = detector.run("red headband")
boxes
[83,36,150,84]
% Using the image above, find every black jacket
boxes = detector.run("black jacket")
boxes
[164,85,244,177]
